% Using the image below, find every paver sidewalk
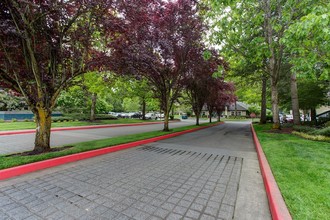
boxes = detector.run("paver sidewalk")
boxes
[0,122,271,220]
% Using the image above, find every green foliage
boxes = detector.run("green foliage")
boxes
[293,131,330,142]
[325,121,330,127]
[123,97,140,112]
[248,105,261,115]
[0,90,26,111]
[254,124,330,219]
[11,118,17,122]
[0,119,4,123]
[51,116,74,122]
[59,114,117,121]
[311,127,330,137]
[283,3,330,80]
[293,125,316,133]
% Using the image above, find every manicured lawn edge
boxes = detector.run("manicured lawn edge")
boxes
[0,121,164,136]
[250,124,292,220]
[0,122,223,181]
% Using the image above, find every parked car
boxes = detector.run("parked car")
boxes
[145,112,156,120]
[155,113,164,119]
[284,114,293,123]
[129,112,142,119]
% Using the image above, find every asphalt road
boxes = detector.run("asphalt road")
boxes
[0,121,271,220]
[0,119,207,155]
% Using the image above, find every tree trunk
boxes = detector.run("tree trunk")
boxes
[196,114,200,125]
[163,109,170,131]
[209,110,212,123]
[33,107,52,153]
[311,108,317,124]
[217,111,221,122]
[142,99,146,120]
[260,75,267,124]
[291,72,300,125]
[90,93,97,121]
[271,78,280,129]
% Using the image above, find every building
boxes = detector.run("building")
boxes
[225,101,249,117]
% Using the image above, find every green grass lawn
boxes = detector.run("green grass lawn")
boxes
[0,123,215,170]
[0,119,157,131]
[254,124,330,220]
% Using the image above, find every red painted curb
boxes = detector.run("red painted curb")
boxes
[250,124,292,220]
[0,121,164,136]
[0,122,223,181]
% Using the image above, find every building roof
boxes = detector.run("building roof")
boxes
[228,101,249,111]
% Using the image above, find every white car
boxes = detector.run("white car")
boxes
[145,113,156,120]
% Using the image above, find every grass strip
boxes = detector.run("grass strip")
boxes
[253,124,330,220]
[0,123,217,170]
[0,119,156,131]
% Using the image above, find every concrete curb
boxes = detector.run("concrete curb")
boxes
[0,121,164,136]
[250,124,292,220]
[0,122,223,181]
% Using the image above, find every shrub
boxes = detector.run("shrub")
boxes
[282,123,293,128]
[11,118,17,122]
[94,114,117,120]
[325,121,330,127]
[311,127,330,137]
[293,131,330,142]
[51,116,74,122]
[266,115,273,122]
[24,119,30,122]
[0,119,4,123]
[293,125,316,134]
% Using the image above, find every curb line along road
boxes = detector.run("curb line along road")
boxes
[0,123,222,181]
[251,124,292,220]
[0,121,164,136]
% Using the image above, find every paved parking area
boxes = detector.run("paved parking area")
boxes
[0,145,242,220]
[0,122,271,220]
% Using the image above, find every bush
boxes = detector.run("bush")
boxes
[266,115,273,122]
[0,119,4,123]
[94,114,117,120]
[293,131,330,142]
[311,127,330,137]
[325,121,330,127]
[57,114,117,121]
[293,125,316,134]
[11,118,17,122]
[52,116,74,122]
[24,119,30,122]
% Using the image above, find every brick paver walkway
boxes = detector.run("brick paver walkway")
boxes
[0,145,242,220]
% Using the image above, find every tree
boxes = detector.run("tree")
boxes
[185,49,227,125]
[0,0,117,152]
[81,72,112,121]
[283,2,330,81]
[204,0,270,124]
[206,0,322,128]
[111,0,206,131]
[214,82,236,121]
[206,77,236,123]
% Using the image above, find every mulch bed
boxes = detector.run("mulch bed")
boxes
[6,146,73,157]
[266,127,293,134]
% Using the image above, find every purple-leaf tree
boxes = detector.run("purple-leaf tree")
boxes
[111,0,205,131]
[185,49,227,125]
[0,0,118,152]
[206,78,236,123]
